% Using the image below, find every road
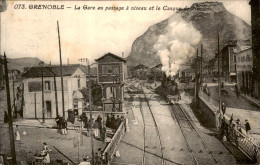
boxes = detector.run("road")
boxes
[0,125,106,164]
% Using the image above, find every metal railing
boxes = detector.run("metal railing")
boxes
[102,120,126,165]
[227,125,259,161]
[199,90,260,162]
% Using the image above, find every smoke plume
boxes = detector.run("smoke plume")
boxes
[154,15,202,77]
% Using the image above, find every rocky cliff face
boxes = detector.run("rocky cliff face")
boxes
[127,2,251,67]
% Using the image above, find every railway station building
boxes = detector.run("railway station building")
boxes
[95,52,127,114]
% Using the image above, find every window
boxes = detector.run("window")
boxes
[45,81,51,91]
[73,99,78,116]
[102,64,119,74]
[78,79,81,89]
[28,82,42,92]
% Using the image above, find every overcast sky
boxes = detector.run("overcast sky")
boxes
[0,0,251,65]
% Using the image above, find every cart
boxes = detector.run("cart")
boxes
[32,153,46,165]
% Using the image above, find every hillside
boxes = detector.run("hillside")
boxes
[0,55,41,72]
[127,2,251,67]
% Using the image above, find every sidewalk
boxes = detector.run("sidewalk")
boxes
[9,118,83,130]
[240,93,260,108]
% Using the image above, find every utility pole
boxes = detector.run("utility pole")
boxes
[57,21,65,117]
[87,59,95,164]
[201,44,203,85]
[218,33,222,122]
[194,48,199,103]
[54,76,59,117]
[34,93,37,119]
[11,70,16,118]
[45,66,59,117]
[4,53,16,164]
[40,61,45,123]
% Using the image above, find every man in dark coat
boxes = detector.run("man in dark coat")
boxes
[55,115,61,128]
[245,119,251,135]
[115,115,121,129]
[106,114,111,128]
[111,115,116,129]
[97,115,102,124]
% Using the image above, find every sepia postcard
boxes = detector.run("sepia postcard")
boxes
[0,0,260,165]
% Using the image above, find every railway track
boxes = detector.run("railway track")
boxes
[170,104,219,165]
[138,85,165,165]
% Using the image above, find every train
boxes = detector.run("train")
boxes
[161,73,181,103]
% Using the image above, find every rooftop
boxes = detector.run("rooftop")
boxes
[22,64,97,78]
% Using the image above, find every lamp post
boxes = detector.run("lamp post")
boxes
[40,61,45,123]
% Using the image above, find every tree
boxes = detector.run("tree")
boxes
[80,81,102,106]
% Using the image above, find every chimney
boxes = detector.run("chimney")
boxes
[67,58,69,65]
[49,61,51,65]
[122,52,124,58]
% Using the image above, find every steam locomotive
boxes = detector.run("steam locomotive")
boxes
[161,73,181,103]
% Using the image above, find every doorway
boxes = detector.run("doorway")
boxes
[46,101,52,118]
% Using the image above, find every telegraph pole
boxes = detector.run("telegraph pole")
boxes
[87,59,95,164]
[40,61,45,123]
[57,21,65,117]
[3,53,16,164]
[201,44,203,85]
[218,33,222,120]
[194,48,199,102]
[11,70,16,118]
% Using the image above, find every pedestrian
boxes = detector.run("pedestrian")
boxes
[93,120,100,138]
[100,124,107,142]
[115,115,121,129]
[229,113,233,126]
[221,103,226,115]
[4,111,9,124]
[84,115,89,128]
[79,157,91,165]
[15,125,20,141]
[106,114,111,128]
[95,148,102,165]
[42,142,51,164]
[97,115,102,124]
[245,119,251,135]
[55,115,61,129]
[111,115,116,129]
[61,117,68,135]
[236,119,242,133]
[87,118,93,137]
[120,116,124,124]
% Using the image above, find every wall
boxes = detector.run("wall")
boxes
[23,77,70,118]
[197,94,218,128]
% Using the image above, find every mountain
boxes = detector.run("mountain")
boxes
[127,2,251,67]
[0,55,41,72]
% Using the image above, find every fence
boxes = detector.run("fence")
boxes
[199,90,260,162]
[102,120,126,165]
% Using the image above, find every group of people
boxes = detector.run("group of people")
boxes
[55,115,68,135]
[220,114,251,143]
[105,114,124,130]
[78,148,102,165]
[79,113,107,141]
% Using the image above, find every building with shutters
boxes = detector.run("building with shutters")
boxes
[236,48,253,96]
[22,64,93,119]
